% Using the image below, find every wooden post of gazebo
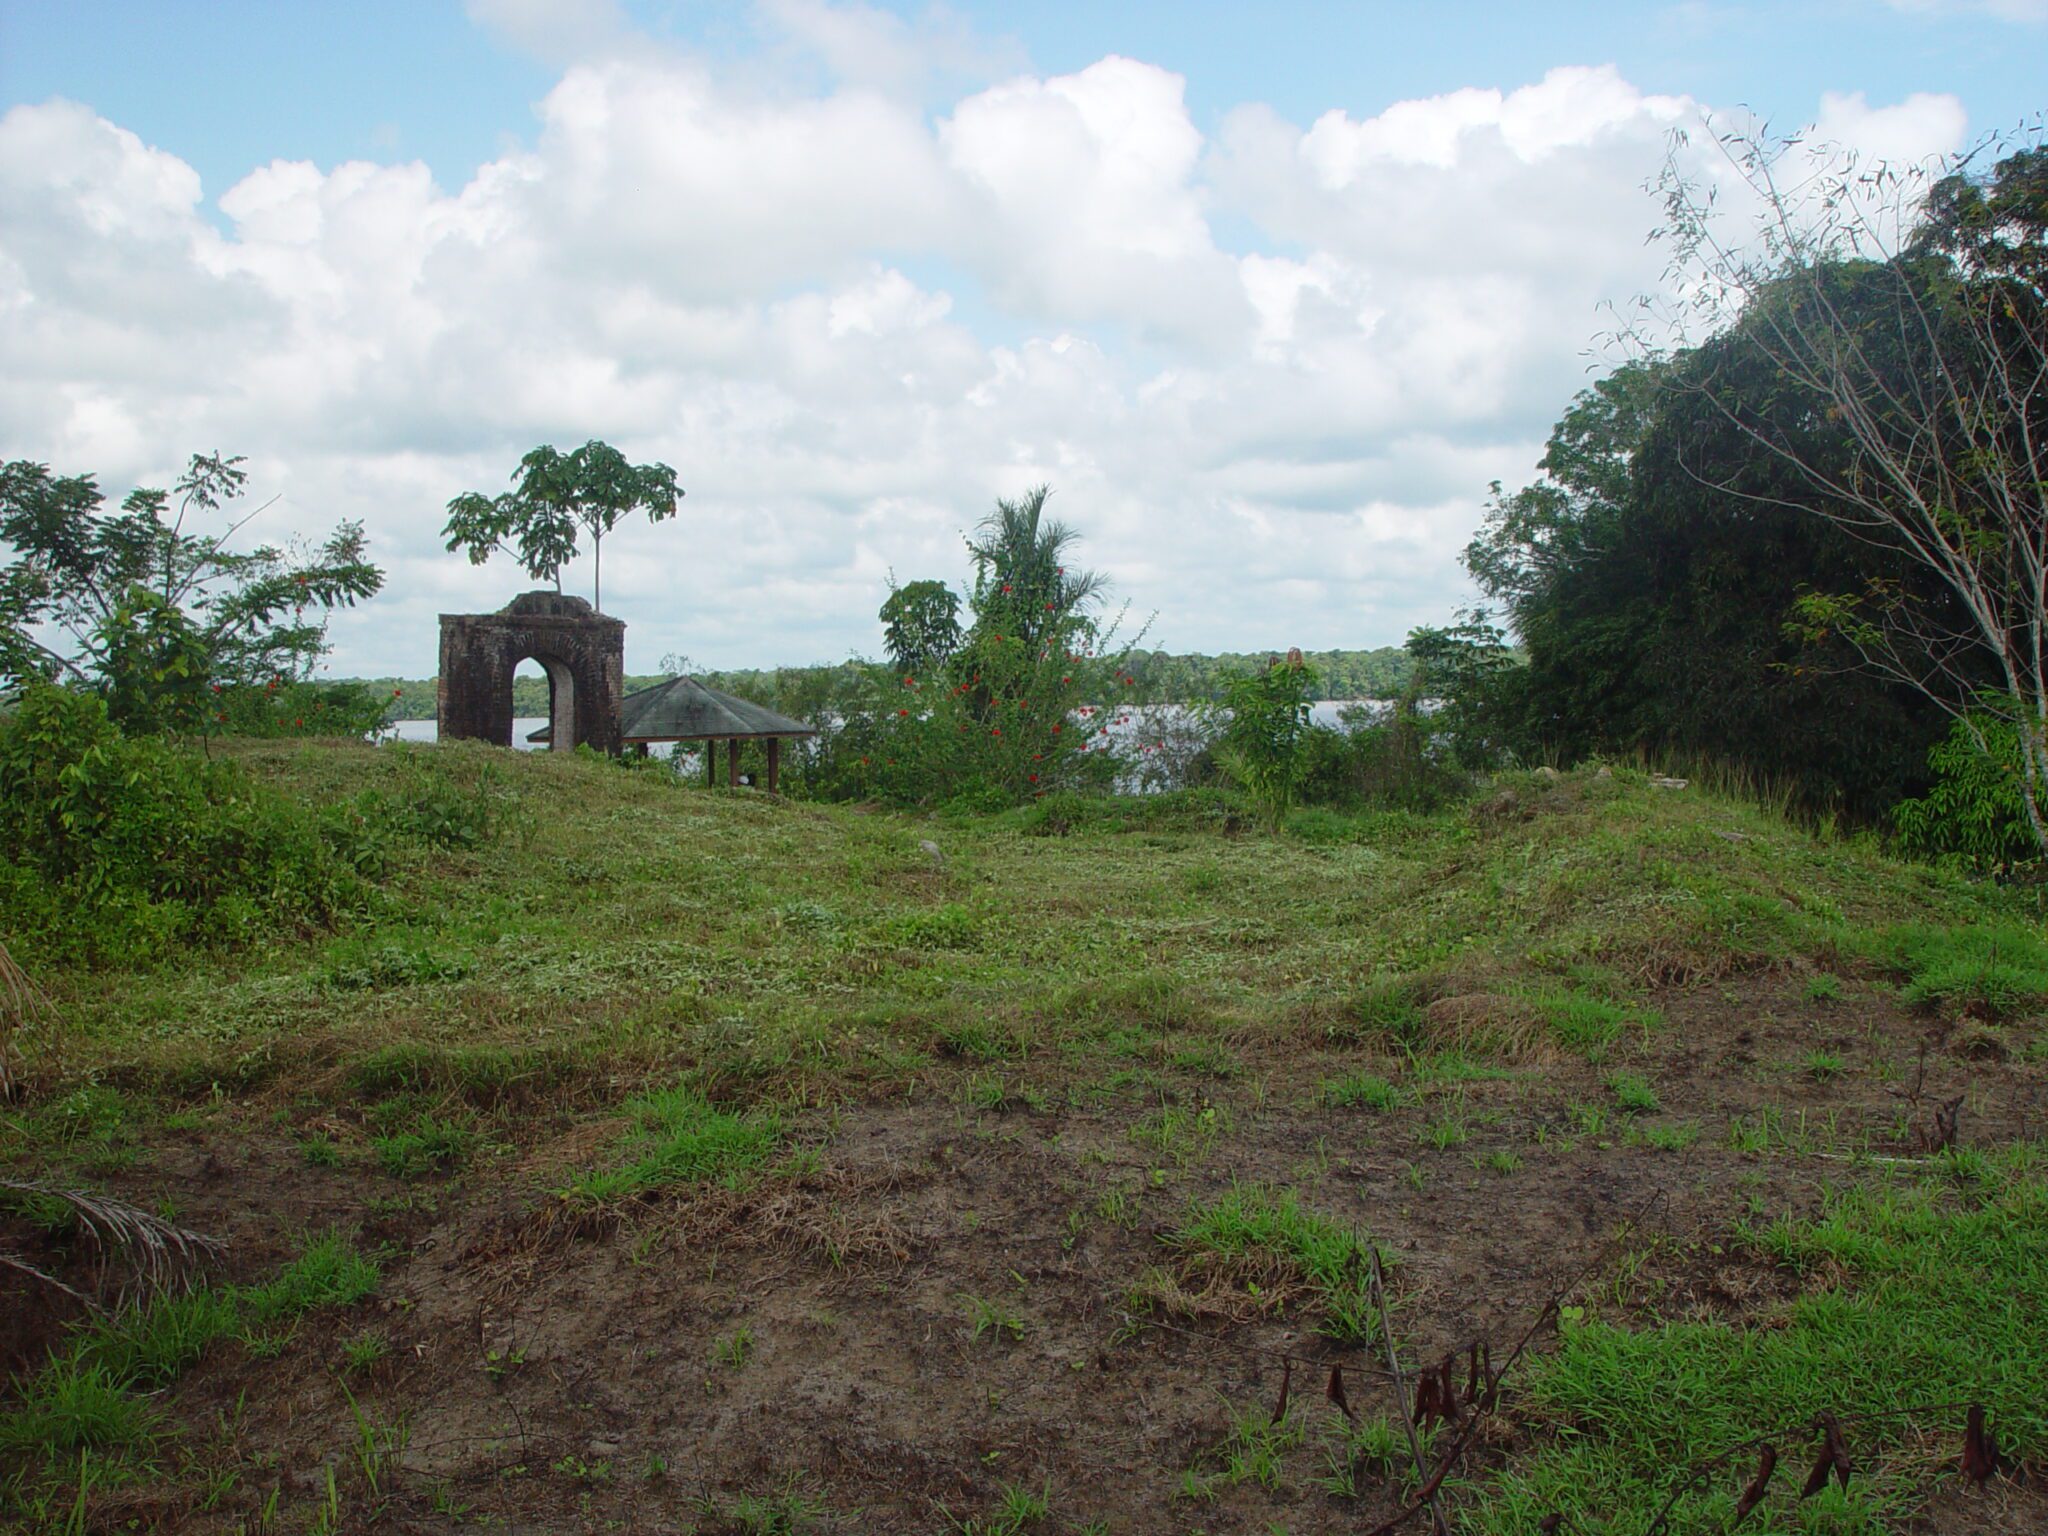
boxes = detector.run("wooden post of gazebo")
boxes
[767,738,781,794]
[727,738,740,788]
[704,739,717,786]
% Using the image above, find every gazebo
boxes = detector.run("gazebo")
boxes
[528,675,815,792]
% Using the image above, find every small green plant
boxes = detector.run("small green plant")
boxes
[961,1294,1025,1344]
[1130,1102,1228,1166]
[1480,1149,1522,1175]
[1317,1413,1408,1498]
[1804,974,1844,1003]
[340,1332,389,1376]
[1606,1072,1660,1115]
[552,1453,612,1484]
[1322,1072,1400,1111]
[1803,1049,1846,1082]
[563,1086,781,1203]
[372,1113,475,1179]
[301,1132,343,1168]
[1635,1121,1700,1152]
[1166,1184,1381,1343]
[713,1326,754,1369]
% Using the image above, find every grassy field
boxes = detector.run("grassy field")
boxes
[2,740,2045,1533]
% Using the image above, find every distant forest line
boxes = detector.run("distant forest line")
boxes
[359,646,1415,721]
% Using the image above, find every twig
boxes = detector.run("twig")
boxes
[1373,1247,1450,1536]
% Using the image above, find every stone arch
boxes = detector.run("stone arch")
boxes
[437,592,625,754]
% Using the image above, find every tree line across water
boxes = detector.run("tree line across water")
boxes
[363,646,1416,724]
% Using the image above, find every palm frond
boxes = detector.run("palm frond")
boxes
[0,1180,225,1313]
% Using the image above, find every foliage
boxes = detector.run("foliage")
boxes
[443,440,681,611]
[0,453,383,738]
[1217,655,1318,827]
[1645,130,2048,849]
[1893,711,2040,871]
[1469,1149,2048,1528]
[0,686,377,965]
[791,487,1139,807]
[878,579,962,677]
[1470,342,1949,824]
[1402,610,1523,771]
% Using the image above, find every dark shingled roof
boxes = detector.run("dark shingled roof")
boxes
[527,675,815,745]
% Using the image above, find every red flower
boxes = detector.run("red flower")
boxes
[1044,602,1053,611]
[1061,675,1070,684]
[861,756,870,765]
[1029,773,1038,782]
[991,727,1002,736]
[293,717,304,727]
[1051,724,1062,734]
[1003,584,1013,594]
[903,675,916,686]
[898,708,910,717]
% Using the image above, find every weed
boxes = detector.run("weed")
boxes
[1166,1184,1380,1343]
[563,1086,780,1202]
[1804,973,1844,1003]
[1480,1149,1522,1175]
[1130,1102,1229,1166]
[1803,1049,1846,1082]
[1606,1072,1660,1115]
[1322,1072,1400,1111]
[340,1332,390,1375]
[961,1294,1025,1344]
[713,1326,755,1369]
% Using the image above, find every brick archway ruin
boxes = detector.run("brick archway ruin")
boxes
[437,592,626,755]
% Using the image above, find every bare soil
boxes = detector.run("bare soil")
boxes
[7,969,2045,1534]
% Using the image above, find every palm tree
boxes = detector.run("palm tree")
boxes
[964,486,1109,655]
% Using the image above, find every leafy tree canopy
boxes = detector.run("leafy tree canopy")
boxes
[443,440,681,611]
[878,579,962,678]
[0,453,383,735]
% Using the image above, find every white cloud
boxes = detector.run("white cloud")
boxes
[0,29,1976,677]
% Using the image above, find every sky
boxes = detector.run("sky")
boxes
[2,0,2042,677]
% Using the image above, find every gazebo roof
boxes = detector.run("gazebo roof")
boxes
[526,675,815,745]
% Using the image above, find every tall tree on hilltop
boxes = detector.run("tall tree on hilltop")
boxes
[444,440,681,612]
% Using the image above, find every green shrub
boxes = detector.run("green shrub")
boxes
[1893,712,2039,871]
[0,685,370,965]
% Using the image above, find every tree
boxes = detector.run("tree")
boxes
[1642,124,2048,846]
[0,453,383,733]
[1403,611,1521,771]
[878,579,962,677]
[443,440,681,612]
[1218,653,1318,828]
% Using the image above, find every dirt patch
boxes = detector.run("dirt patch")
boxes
[3,966,2043,1533]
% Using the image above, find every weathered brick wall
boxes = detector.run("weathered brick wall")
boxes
[437,591,626,754]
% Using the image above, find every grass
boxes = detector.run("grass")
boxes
[1322,1071,1401,1111]
[1466,1146,2048,1529]
[0,1234,379,1469]
[561,1085,782,1202]
[1164,1183,1381,1343]
[1880,920,2048,1015]
[5,744,2045,1530]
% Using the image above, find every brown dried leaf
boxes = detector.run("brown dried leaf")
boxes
[1731,1444,1776,1523]
[1326,1363,1355,1421]
[1271,1358,1291,1426]
[1963,1405,2000,1484]
[1822,1412,1852,1490]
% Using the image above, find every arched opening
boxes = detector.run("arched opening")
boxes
[514,654,577,753]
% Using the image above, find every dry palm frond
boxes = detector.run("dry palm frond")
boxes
[0,937,47,1100]
[0,1179,225,1313]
